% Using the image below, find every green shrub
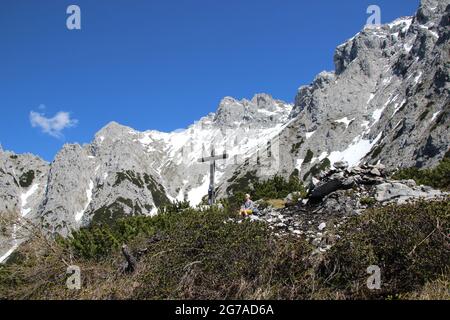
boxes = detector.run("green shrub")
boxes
[392,154,450,190]
[290,140,304,154]
[129,207,313,299]
[226,171,306,209]
[8,206,313,300]
[61,214,172,260]
[304,149,314,164]
[252,175,306,201]
[303,158,331,180]
[161,200,191,214]
[360,197,376,207]
[318,199,450,299]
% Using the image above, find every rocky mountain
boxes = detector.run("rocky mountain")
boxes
[1,94,292,242]
[224,0,449,195]
[1,0,449,263]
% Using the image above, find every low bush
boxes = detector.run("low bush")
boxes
[317,199,450,299]
[392,152,450,190]
[360,197,377,207]
[0,206,313,299]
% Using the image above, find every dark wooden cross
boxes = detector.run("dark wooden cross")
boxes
[198,147,228,205]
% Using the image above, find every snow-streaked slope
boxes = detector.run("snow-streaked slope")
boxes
[20,183,40,217]
[134,94,293,206]
[75,180,94,222]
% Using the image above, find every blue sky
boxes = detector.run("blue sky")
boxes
[0,0,419,161]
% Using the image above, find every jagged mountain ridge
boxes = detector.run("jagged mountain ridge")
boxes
[221,0,449,197]
[1,94,292,240]
[1,0,449,262]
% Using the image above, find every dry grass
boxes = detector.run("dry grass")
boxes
[401,277,450,300]
[266,199,286,209]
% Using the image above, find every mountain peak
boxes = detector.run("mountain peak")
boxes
[100,121,129,131]
[213,94,291,127]
[95,121,136,142]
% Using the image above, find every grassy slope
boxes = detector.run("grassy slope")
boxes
[0,198,448,300]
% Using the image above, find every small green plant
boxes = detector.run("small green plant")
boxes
[360,197,376,206]
[290,139,304,154]
[303,158,330,180]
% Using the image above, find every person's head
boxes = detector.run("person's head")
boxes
[245,194,251,201]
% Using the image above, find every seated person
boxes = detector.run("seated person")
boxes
[239,194,258,216]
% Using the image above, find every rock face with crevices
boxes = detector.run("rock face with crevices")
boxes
[0,147,48,262]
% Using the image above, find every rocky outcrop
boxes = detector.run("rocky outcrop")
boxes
[214,94,291,128]
[0,149,48,262]
[252,162,447,253]
[309,162,386,201]
[0,150,48,216]
[375,181,445,203]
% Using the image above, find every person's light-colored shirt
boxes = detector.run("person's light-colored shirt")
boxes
[242,200,254,210]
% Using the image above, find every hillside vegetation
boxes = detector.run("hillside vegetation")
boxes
[225,172,307,210]
[0,197,448,300]
[392,152,450,191]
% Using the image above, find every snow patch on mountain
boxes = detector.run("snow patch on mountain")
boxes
[306,131,316,139]
[20,183,40,217]
[431,111,441,123]
[335,117,355,129]
[75,180,94,222]
[329,132,383,168]
[188,175,209,206]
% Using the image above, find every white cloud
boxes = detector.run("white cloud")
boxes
[30,111,78,138]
